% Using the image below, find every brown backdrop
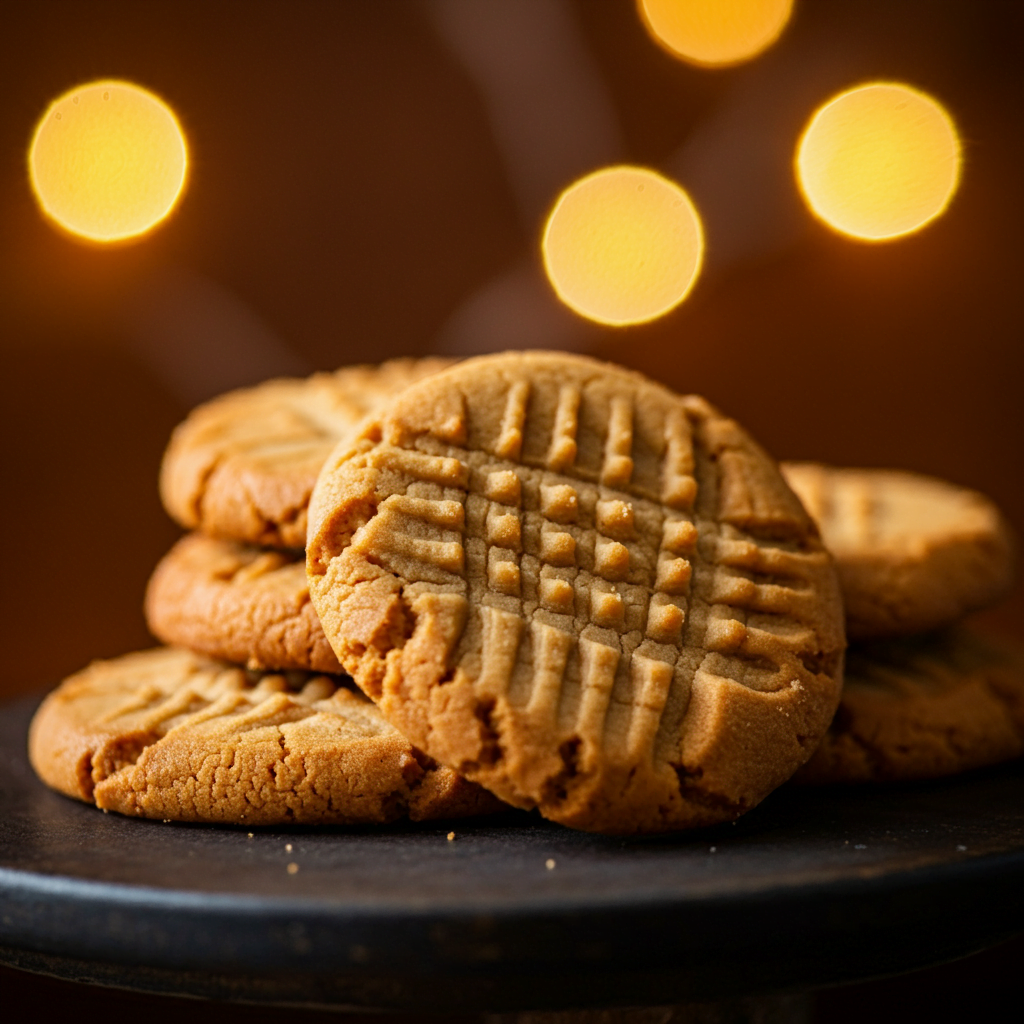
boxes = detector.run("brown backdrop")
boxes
[0,0,1020,692]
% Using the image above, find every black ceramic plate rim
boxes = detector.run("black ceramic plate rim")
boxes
[3,844,1022,919]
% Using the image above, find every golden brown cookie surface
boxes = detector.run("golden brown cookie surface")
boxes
[781,463,1015,639]
[307,352,845,834]
[145,533,341,674]
[29,647,504,824]
[160,358,452,548]
[795,628,1024,784]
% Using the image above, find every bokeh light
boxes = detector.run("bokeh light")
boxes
[795,82,961,242]
[29,80,188,243]
[542,166,703,326]
[638,0,794,68]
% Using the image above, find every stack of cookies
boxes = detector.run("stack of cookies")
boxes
[28,352,1022,835]
[29,359,507,827]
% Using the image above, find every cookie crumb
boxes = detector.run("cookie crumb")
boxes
[447,831,455,841]
[285,843,293,852]
[287,862,299,875]
[545,858,556,870]
[248,833,253,838]
[163,819,170,823]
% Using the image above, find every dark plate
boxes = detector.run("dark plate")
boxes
[1,694,1023,1011]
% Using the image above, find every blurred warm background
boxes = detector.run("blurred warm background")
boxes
[1,0,1021,702]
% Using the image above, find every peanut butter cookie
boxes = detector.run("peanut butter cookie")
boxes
[145,533,340,674]
[795,628,1024,784]
[781,463,1015,639]
[307,352,845,834]
[29,647,503,824]
[160,358,452,548]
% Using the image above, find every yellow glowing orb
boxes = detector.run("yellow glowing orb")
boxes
[638,0,794,67]
[796,82,961,242]
[542,166,704,327]
[29,80,188,243]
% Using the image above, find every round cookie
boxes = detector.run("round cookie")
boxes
[29,647,504,824]
[146,533,341,674]
[307,351,845,835]
[161,358,453,548]
[781,463,1015,639]
[795,628,1024,784]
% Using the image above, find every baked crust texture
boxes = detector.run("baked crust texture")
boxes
[160,358,453,548]
[795,628,1024,784]
[146,533,341,674]
[782,463,1015,639]
[28,647,503,824]
[307,352,845,834]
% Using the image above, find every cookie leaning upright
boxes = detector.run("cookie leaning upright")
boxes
[160,358,452,548]
[307,352,845,834]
